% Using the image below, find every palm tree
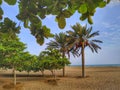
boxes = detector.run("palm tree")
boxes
[46,32,70,77]
[67,23,102,78]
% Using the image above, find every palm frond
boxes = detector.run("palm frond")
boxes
[46,41,59,49]
[47,32,72,55]
[87,43,94,53]
[92,39,103,43]
[88,31,99,38]
[66,31,74,36]
[71,23,82,34]
[89,41,101,53]
[86,26,92,37]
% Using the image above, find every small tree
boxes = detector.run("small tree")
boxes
[38,49,70,78]
[2,38,26,85]
[0,18,26,85]
[17,52,37,76]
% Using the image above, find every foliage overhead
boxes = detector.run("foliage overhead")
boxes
[0,18,20,39]
[38,49,70,71]
[16,0,110,28]
[0,0,110,45]
[30,24,54,45]
[16,0,109,45]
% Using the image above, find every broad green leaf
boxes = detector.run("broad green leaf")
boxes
[35,22,42,29]
[62,10,72,18]
[78,4,87,14]
[99,1,106,8]
[29,14,40,24]
[68,6,76,14]
[0,15,2,19]
[90,9,96,16]
[17,0,109,30]
[4,0,16,5]
[0,7,3,15]
[57,16,66,29]
[24,19,29,28]
[0,0,2,5]
[88,15,93,24]
[0,7,3,19]
[28,2,37,14]
[80,14,87,21]
[42,26,54,38]
[107,0,110,4]
[38,10,46,19]
[37,37,44,45]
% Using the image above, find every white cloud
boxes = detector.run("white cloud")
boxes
[101,22,120,31]
[107,0,120,7]
[96,21,120,47]
[110,0,120,2]
[117,16,120,19]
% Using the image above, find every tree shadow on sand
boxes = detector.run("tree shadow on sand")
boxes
[2,82,23,90]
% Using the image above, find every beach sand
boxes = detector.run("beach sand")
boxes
[0,66,120,90]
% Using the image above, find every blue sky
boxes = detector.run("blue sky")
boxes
[1,1,120,65]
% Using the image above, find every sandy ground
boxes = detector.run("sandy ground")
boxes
[0,66,120,90]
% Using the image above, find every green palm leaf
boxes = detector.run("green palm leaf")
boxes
[67,23,102,55]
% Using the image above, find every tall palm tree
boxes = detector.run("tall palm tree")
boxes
[67,23,102,78]
[46,32,70,77]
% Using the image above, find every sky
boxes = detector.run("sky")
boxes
[1,0,120,65]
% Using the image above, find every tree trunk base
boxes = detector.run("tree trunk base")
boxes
[63,66,65,77]
[76,75,90,78]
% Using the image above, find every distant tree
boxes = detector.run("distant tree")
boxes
[0,1,110,46]
[67,23,102,77]
[17,52,37,76]
[47,33,72,77]
[1,38,26,85]
[33,58,45,76]
[38,49,70,78]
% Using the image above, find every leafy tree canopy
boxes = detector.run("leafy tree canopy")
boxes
[0,17,26,69]
[16,0,110,28]
[0,0,110,45]
[67,23,103,57]
[0,18,20,40]
[38,49,70,70]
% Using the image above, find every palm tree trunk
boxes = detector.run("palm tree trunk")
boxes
[13,65,16,86]
[62,51,65,77]
[81,42,85,78]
